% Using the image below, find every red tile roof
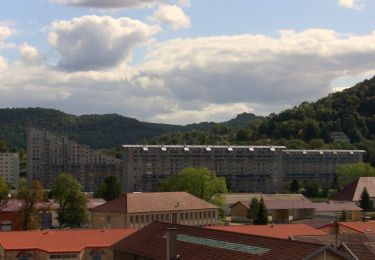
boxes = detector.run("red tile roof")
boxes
[113,222,326,260]
[338,221,375,233]
[209,224,326,239]
[331,177,375,201]
[91,192,218,214]
[0,228,136,253]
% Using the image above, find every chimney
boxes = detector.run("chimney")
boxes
[166,228,177,260]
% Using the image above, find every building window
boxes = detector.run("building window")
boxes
[17,252,34,260]
[130,216,134,224]
[106,215,111,227]
[90,250,105,260]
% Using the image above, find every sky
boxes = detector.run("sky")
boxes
[0,0,375,125]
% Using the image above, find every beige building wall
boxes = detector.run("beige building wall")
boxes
[92,209,218,229]
[0,153,19,188]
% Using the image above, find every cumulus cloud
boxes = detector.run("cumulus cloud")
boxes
[48,15,159,71]
[152,4,190,30]
[19,43,45,65]
[2,29,375,124]
[338,0,364,10]
[50,0,158,9]
[0,25,15,49]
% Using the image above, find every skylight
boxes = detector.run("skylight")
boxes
[177,234,269,255]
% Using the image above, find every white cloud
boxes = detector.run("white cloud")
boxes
[19,43,45,65]
[0,56,8,71]
[48,15,159,71]
[0,25,16,49]
[338,0,364,10]
[176,0,190,7]
[50,0,158,9]
[1,29,375,124]
[153,4,190,30]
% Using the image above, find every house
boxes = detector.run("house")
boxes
[320,221,375,235]
[209,224,326,239]
[294,233,375,260]
[313,201,363,221]
[331,177,375,207]
[0,228,135,260]
[91,192,219,229]
[231,200,315,223]
[221,193,311,216]
[112,222,351,260]
[0,198,106,231]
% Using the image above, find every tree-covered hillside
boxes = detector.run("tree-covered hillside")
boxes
[144,76,375,165]
[0,108,263,149]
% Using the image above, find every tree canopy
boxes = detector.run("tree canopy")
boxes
[94,176,122,201]
[360,187,372,212]
[336,163,375,189]
[158,167,228,205]
[51,173,88,228]
[17,180,44,230]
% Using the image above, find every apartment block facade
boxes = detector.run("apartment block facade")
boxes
[27,128,123,191]
[122,145,365,193]
[0,153,19,189]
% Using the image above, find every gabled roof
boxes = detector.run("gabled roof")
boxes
[0,228,136,253]
[233,199,315,210]
[338,221,375,234]
[222,193,311,205]
[331,177,375,201]
[91,192,218,214]
[313,201,362,212]
[209,224,326,239]
[113,222,326,260]
[294,233,375,260]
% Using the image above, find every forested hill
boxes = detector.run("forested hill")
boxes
[144,76,375,165]
[0,108,263,149]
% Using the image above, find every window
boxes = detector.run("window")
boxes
[17,252,33,260]
[106,215,111,227]
[90,250,105,260]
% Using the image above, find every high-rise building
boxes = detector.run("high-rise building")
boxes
[27,128,123,191]
[0,153,19,188]
[122,145,365,193]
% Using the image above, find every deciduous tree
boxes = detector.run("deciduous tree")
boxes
[52,173,88,228]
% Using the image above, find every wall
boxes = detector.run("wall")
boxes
[231,203,249,222]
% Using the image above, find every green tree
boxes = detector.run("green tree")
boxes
[340,210,348,222]
[0,176,9,208]
[247,198,259,222]
[158,167,228,203]
[336,163,375,188]
[52,173,88,228]
[17,180,44,230]
[360,187,372,212]
[94,176,122,201]
[253,198,268,225]
[290,179,300,193]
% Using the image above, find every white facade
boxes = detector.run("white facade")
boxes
[0,153,19,188]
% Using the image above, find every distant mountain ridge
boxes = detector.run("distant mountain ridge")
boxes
[0,107,263,149]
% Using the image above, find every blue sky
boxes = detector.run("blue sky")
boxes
[0,0,374,124]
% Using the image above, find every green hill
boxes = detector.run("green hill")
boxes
[145,76,375,165]
[0,108,263,149]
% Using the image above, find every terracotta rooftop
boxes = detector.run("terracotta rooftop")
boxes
[209,224,326,239]
[0,228,136,253]
[113,222,327,260]
[294,233,375,260]
[337,221,375,234]
[331,177,375,201]
[313,201,362,212]
[91,192,218,214]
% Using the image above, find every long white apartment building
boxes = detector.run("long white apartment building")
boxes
[122,145,365,193]
[0,153,19,188]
